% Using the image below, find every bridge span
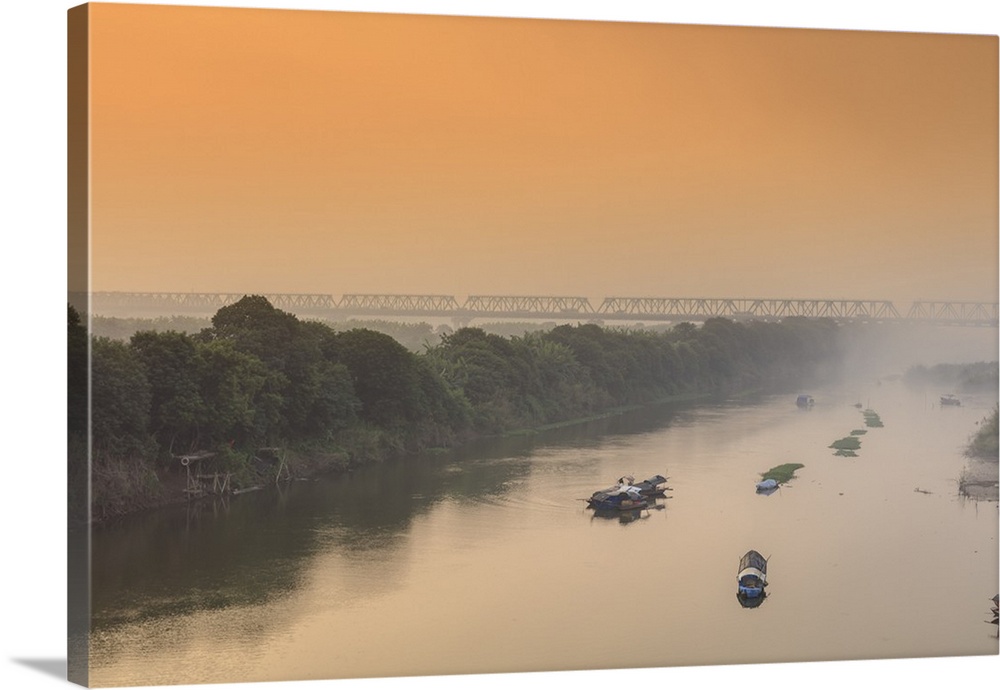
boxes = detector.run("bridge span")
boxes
[78,292,999,328]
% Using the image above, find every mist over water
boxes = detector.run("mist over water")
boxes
[837,324,998,378]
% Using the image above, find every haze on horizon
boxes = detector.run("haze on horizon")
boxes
[86,3,998,307]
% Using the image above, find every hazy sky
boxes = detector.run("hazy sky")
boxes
[85,2,998,305]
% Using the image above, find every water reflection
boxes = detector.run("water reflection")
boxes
[90,445,539,634]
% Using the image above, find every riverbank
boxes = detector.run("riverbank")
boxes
[86,386,782,524]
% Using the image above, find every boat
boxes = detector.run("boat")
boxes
[590,501,662,523]
[737,550,768,599]
[618,474,671,497]
[587,482,648,511]
[796,394,814,408]
[940,394,961,406]
[755,478,779,493]
[587,493,648,512]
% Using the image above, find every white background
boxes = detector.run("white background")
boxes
[1,2,997,690]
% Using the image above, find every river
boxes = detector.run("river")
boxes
[88,376,999,687]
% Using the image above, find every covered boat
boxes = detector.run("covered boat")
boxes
[737,550,768,599]
[618,474,670,497]
[587,483,648,511]
[755,478,779,493]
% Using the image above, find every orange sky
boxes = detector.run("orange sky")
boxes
[85,2,998,304]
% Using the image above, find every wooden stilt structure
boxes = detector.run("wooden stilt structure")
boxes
[176,451,218,499]
[275,452,291,484]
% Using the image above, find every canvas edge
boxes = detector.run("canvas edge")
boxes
[68,3,91,687]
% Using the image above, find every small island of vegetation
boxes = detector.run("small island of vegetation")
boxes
[830,436,861,457]
[760,463,805,484]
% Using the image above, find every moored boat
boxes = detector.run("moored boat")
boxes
[755,478,778,493]
[587,476,648,510]
[737,550,768,599]
[940,394,961,406]
[796,394,814,408]
[587,482,648,511]
[586,472,671,511]
[619,474,671,496]
[588,494,649,512]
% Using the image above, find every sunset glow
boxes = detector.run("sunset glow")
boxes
[86,3,998,304]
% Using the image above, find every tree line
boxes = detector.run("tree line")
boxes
[68,296,845,520]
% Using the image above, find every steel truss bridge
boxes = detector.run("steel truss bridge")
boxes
[78,292,999,327]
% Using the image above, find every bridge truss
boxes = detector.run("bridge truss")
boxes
[596,297,903,322]
[79,292,999,327]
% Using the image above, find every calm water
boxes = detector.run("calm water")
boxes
[89,378,999,687]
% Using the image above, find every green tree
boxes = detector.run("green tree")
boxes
[328,328,424,427]
[205,296,350,439]
[90,337,161,520]
[68,305,90,522]
[68,305,88,437]
[194,339,275,447]
[90,337,154,459]
[130,330,206,453]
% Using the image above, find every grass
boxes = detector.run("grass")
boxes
[828,409,882,456]
[760,462,805,484]
[830,436,861,451]
[862,409,883,428]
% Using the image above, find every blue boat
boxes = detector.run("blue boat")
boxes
[796,394,814,408]
[737,550,768,599]
[755,478,779,493]
[587,482,648,511]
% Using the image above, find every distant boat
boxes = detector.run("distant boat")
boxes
[940,394,961,406]
[737,550,768,599]
[796,394,814,408]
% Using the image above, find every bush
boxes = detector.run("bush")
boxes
[966,407,999,460]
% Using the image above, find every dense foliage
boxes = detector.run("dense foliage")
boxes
[966,406,999,460]
[69,298,845,519]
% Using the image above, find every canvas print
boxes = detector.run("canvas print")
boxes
[67,2,999,688]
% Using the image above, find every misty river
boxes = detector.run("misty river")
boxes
[87,375,998,687]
